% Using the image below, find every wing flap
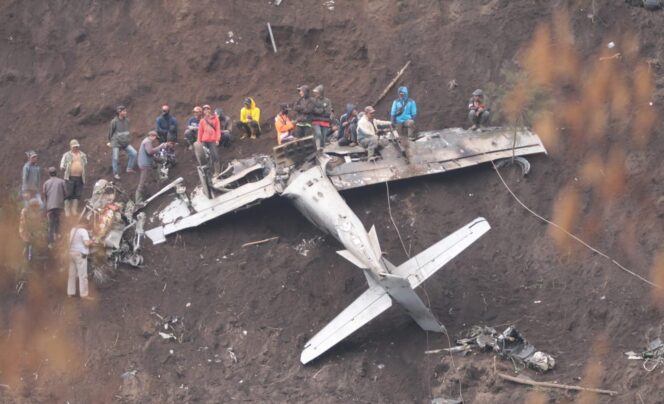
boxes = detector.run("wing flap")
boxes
[300,285,392,364]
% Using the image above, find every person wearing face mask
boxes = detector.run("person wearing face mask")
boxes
[156,104,178,143]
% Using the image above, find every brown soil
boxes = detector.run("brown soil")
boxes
[2,0,664,402]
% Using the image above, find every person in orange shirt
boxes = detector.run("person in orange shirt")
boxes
[275,104,295,145]
[196,105,221,173]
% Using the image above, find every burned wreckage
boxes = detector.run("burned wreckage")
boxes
[145,127,548,364]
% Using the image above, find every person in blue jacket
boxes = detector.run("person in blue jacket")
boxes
[155,104,178,143]
[390,86,417,140]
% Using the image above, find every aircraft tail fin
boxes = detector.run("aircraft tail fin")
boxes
[376,271,446,333]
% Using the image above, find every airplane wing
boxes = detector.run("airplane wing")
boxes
[391,217,491,288]
[325,127,547,191]
[146,157,277,244]
[300,281,393,364]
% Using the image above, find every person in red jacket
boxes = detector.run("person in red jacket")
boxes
[196,105,221,173]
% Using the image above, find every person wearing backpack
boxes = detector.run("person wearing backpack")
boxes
[390,86,417,140]
[108,105,137,180]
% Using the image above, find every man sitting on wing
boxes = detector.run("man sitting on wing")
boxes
[357,106,393,159]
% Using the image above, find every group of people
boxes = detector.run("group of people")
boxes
[274,85,490,154]
[19,140,92,299]
[16,85,491,300]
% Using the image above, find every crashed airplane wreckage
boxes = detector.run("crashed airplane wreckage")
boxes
[146,127,547,364]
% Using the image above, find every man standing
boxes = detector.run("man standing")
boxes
[42,167,67,248]
[136,131,169,203]
[357,106,393,158]
[196,105,221,173]
[238,98,261,139]
[68,220,93,300]
[468,89,490,131]
[184,106,203,150]
[215,108,233,148]
[108,105,137,180]
[60,139,87,216]
[312,85,333,149]
[293,85,315,138]
[22,151,42,207]
[156,104,178,143]
[390,86,417,140]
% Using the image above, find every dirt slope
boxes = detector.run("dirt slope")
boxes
[2,0,664,402]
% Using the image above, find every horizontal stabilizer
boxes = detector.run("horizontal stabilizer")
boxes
[393,217,490,288]
[336,249,369,269]
[300,285,392,364]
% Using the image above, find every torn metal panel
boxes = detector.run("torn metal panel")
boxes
[146,157,277,244]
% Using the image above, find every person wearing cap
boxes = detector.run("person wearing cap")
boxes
[293,85,315,138]
[136,131,170,203]
[238,97,261,139]
[60,139,87,216]
[275,104,295,145]
[108,105,137,180]
[311,84,333,149]
[337,104,359,146]
[155,104,179,143]
[215,108,233,148]
[19,198,46,261]
[21,151,43,208]
[68,219,94,300]
[468,89,490,130]
[184,106,203,150]
[357,106,393,158]
[390,86,417,140]
[196,105,221,173]
[42,167,67,247]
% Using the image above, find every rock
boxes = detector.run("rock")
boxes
[68,103,81,117]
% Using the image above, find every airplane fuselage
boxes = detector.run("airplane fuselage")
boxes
[282,164,386,278]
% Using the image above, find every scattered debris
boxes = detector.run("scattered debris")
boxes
[625,336,664,372]
[323,0,335,11]
[267,23,277,53]
[431,397,462,404]
[607,41,615,49]
[294,235,326,256]
[158,331,176,340]
[242,236,279,248]
[599,52,621,61]
[274,0,283,5]
[447,79,458,90]
[432,325,555,372]
[496,371,618,396]
[227,348,238,363]
[374,60,411,105]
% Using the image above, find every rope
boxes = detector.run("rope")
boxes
[491,160,662,290]
[384,181,410,258]
[384,180,464,401]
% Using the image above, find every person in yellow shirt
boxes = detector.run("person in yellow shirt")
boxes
[238,97,261,139]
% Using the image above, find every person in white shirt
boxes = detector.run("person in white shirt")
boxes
[68,221,94,299]
[357,106,393,158]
